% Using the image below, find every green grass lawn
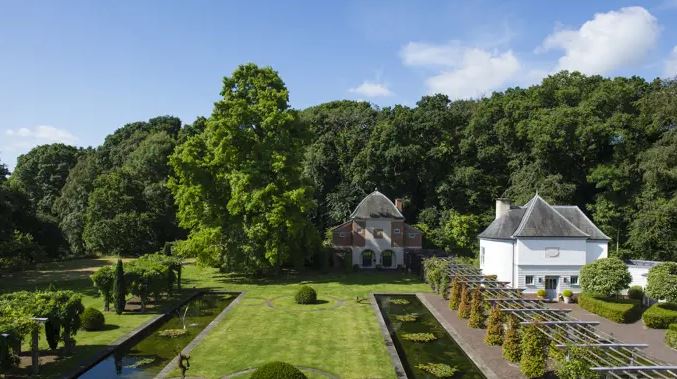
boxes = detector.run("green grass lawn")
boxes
[174,265,430,379]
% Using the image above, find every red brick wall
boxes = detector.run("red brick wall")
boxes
[332,222,353,246]
[391,221,404,247]
[353,220,366,247]
[403,224,422,248]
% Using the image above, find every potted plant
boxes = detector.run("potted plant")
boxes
[562,289,573,304]
[536,289,547,300]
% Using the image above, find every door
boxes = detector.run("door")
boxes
[545,276,559,300]
[382,250,393,267]
[362,250,373,267]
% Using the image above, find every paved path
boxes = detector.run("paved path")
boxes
[547,302,677,364]
[420,293,525,379]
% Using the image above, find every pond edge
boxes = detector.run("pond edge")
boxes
[370,292,409,379]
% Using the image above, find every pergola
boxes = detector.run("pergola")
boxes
[441,260,677,379]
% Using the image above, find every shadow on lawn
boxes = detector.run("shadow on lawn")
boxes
[202,269,423,288]
[4,344,110,379]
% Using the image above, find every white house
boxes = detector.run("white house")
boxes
[331,191,422,269]
[478,194,609,298]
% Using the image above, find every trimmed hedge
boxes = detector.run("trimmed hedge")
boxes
[80,307,105,331]
[627,285,644,300]
[294,286,317,304]
[643,303,677,329]
[666,324,677,350]
[578,293,642,323]
[251,362,307,379]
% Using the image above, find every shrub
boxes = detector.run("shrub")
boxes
[423,257,448,294]
[554,346,598,379]
[294,286,317,304]
[113,259,126,315]
[484,305,504,345]
[468,287,485,328]
[402,332,437,342]
[627,286,644,300]
[578,293,642,323]
[415,363,458,377]
[580,257,631,297]
[643,303,677,329]
[536,289,546,298]
[251,361,307,379]
[81,307,105,331]
[519,322,549,378]
[502,314,521,363]
[448,276,461,310]
[646,262,677,303]
[457,285,471,319]
[91,266,115,311]
[562,289,573,297]
[666,324,677,350]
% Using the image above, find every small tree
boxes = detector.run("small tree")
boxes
[468,287,485,328]
[113,259,126,315]
[484,305,504,345]
[580,257,631,297]
[448,276,461,310]
[91,266,115,311]
[519,322,549,378]
[645,262,677,303]
[457,285,471,319]
[502,314,521,363]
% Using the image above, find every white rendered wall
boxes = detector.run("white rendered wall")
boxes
[585,240,608,263]
[628,266,649,288]
[517,265,583,294]
[364,219,392,251]
[516,238,588,266]
[479,239,514,286]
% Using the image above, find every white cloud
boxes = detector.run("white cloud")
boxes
[401,41,521,99]
[349,81,393,97]
[2,126,79,168]
[540,7,660,75]
[665,46,677,77]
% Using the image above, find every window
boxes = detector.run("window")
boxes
[545,247,560,258]
[393,228,401,234]
[570,275,579,286]
[338,232,345,238]
[525,275,534,285]
[480,247,485,265]
[373,228,383,238]
[408,233,416,239]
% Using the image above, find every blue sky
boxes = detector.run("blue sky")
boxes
[2,1,677,169]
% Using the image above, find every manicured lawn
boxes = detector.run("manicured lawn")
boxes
[174,266,430,379]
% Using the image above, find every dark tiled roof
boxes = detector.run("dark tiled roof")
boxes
[350,191,404,219]
[479,194,610,240]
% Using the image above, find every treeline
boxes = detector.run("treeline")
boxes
[0,68,675,273]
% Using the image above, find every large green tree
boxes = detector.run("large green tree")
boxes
[170,64,319,273]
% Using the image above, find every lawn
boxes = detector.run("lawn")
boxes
[173,265,430,379]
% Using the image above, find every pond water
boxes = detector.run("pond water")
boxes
[375,294,485,379]
[77,292,236,379]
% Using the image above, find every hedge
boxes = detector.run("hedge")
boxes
[643,303,677,329]
[81,307,105,331]
[578,293,642,323]
[251,362,307,379]
[666,324,677,350]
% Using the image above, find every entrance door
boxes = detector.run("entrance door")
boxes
[362,250,373,267]
[545,276,559,300]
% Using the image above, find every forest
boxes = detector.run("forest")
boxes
[1,65,675,274]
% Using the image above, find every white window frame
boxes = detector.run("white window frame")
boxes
[525,275,534,286]
[408,233,416,239]
[393,228,401,234]
[570,275,579,286]
[545,247,560,258]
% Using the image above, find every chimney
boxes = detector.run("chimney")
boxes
[395,198,403,212]
[495,198,511,219]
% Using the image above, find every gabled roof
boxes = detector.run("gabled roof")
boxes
[478,194,610,240]
[350,191,404,219]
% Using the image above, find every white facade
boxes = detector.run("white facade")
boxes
[350,218,405,268]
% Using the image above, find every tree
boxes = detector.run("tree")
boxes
[484,305,504,345]
[645,262,677,303]
[91,266,115,311]
[468,287,485,328]
[519,322,549,378]
[457,285,471,319]
[113,259,126,315]
[170,64,319,273]
[448,276,461,310]
[502,314,521,363]
[580,257,632,297]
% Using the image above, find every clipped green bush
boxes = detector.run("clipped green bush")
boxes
[519,322,549,378]
[468,287,485,328]
[81,307,105,331]
[457,285,471,319]
[645,262,677,303]
[294,286,317,304]
[578,293,642,323]
[554,346,598,379]
[580,257,632,297]
[415,362,458,377]
[251,361,307,379]
[562,289,573,297]
[502,314,521,363]
[536,289,546,298]
[666,324,677,350]
[448,276,461,310]
[484,305,504,345]
[627,286,644,300]
[643,303,677,329]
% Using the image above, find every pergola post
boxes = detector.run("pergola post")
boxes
[30,317,47,375]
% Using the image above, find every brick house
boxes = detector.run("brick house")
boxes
[331,191,422,269]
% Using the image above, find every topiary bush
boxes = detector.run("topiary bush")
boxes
[502,314,521,363]
[562,289,573,298]
[578,293,642,323]
[81,307,105,331]
[468,287,485,328]
[448,276,461,310]
[519,322,549,378]
[666,324,677,350]
[579,257,631,297]
[251,361,307,379]
[294,286,317,304]
[457,285,471,319]
[536,289,546,298]
[484,305,504,345]
[646,262,677,303]
[643,303,677,329]
[627,285,644,300]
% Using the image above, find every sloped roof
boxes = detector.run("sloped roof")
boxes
[479,194,610,240]
[350,191,404,219]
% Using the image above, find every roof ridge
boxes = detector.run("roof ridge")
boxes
[511,194,538,237]
[567,206,610,240]
[349,191,404,219]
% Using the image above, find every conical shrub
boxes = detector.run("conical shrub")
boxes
[484,305,504,345]
[502,314,521,363]
[457,284,471,319]
[448,276,461,310]
[519,322,549,378]
[468,287,485,328]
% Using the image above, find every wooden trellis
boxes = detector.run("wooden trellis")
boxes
[434,260,677,379]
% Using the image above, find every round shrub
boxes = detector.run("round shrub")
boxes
[536,289,546,298]
[251,361,307,379]
[80,307,105,331]
[562,289,573,298]
[294,286,317,304]
[627,285,644,300]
